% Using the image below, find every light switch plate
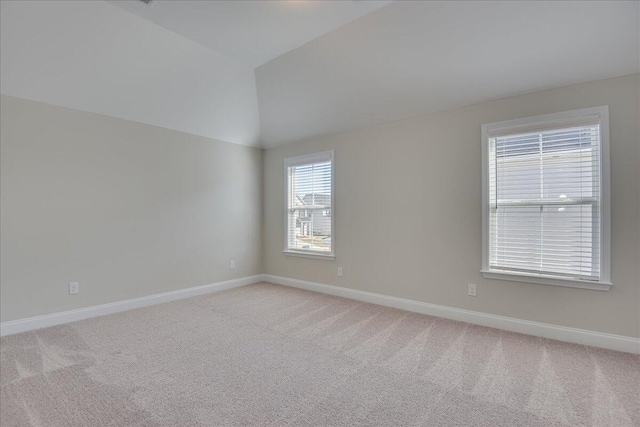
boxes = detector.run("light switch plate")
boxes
[69,282,79,295]
[468,283,476,296]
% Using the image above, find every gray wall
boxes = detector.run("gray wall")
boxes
[263,74,640,338]
[1,96,263,322]
[2,75,638,339]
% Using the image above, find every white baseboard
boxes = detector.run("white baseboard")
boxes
[4,273,638,354]
[0,275,263,337]
[264,274,640,355]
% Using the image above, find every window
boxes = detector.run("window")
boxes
[481,107,611,290]
[284,151,334,258]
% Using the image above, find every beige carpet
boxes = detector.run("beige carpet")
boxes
[1,283,638,426]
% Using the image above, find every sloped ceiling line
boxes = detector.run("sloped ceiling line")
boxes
[2,1,638,149]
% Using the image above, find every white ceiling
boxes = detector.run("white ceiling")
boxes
[1,0,261,147]
[2,1,638,149]
[256,1,640,147]
[110,0,392,68]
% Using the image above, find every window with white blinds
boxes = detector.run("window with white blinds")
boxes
[482,107,611,289]
[284,151,334,257]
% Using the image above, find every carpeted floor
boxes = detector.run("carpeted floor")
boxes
[1,283,638,426]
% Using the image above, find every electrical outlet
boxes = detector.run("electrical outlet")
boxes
[229,260,235,270]
[468,283,476,297]
[69,282,79,295]
[337,267,343,277]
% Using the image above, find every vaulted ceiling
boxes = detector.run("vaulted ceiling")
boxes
[2,1,638,148]
[256,1,640,146]
[110,0,392,68]
[1,0,262,146]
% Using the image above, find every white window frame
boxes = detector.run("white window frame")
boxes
[481,106,611,291]
[283,151,335,260]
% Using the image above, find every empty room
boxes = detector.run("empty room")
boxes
[1,0,639,426]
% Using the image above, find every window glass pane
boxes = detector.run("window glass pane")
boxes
[489,123,600,279]
[286,157,332,253]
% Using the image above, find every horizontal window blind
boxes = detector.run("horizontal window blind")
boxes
[286,153,333,254]
[488,122,601,280]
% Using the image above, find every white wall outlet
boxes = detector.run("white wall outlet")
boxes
[229,260,235,270]
[468,283,477,297]
[69,282,79,295]
[337,267,343,277]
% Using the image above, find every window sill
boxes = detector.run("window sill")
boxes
[283,250,335,261]
[481,270,612,291]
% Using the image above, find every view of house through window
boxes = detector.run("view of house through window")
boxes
[285,152,333,255]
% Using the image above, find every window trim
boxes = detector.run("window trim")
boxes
[481,106,611,291]
[283,151,335,260]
